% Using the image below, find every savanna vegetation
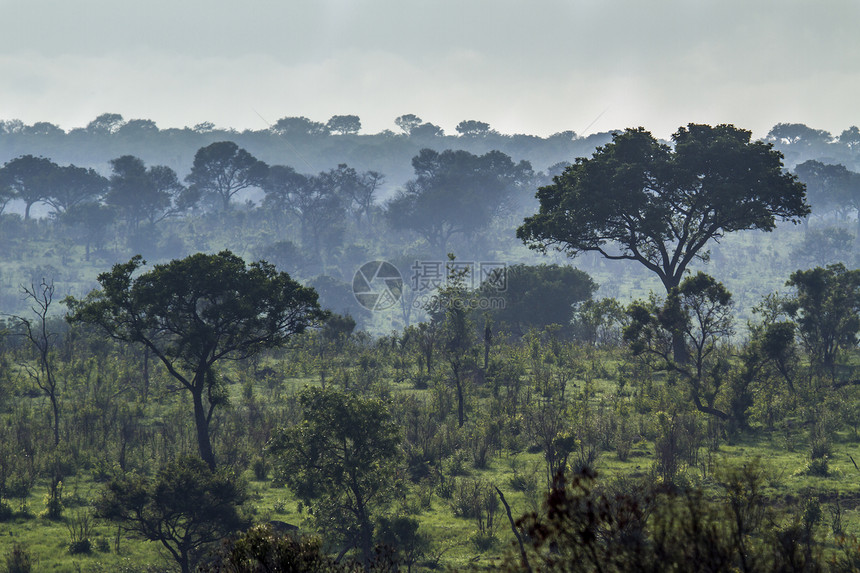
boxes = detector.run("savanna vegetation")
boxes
[1,115,860,571]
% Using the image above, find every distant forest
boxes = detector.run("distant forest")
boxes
[0,114,858,332]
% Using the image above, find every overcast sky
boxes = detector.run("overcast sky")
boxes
[1,0,857,139]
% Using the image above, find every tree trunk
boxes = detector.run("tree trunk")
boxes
[662,275,689,365]
[192,390,216,470]
[672,332,689,365]
[454,364,465,427]
[50,391,60,446]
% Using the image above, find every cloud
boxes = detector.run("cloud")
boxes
[1,1,858,138]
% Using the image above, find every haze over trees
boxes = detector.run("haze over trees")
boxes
[1,114,860,570]
[518,124,810,360]
[66,251,326,469]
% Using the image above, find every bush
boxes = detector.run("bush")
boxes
[4,543,32,573]
[251,456,269,481]
[67,510,94,554]
[0,500,13,522]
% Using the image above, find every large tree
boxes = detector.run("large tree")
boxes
[784,263,860,382]
[44,164,108,215]
[66,251,326,469]
[0,154,58,220]
[794,160,860,229]
[185,141,268,211]
[518,124,809,359]
[387,149,533,252]
[105,155,189,229]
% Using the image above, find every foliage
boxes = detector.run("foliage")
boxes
[784,263,860,378]
[387,148,533,251]
[476,263,597,337]
[95,456,248,573]
[3,543,32,573]
[625,272,734,419]
[66,251,325,468]
[519,123,809,293]
[185,141,268,211]
[268,386,402,567]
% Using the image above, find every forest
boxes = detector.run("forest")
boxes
[0,115,859,572]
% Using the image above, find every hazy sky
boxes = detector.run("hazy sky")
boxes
[1,0,857,139]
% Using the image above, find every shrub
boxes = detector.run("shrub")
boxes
[4,543,32,573]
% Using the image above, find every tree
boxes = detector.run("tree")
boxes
[14,280,61,446]
[839,126,860,150]
[411,122,444,138]
[96,456,247,573]
[766,123,832,147]
[326,114,361,135]
[624,272,735,419]
[455,120,493,138]
[791,227,854,268]
[476,264,597,338]
[105,155,189,229]
[25,121,64,136]
[0,155,59,220]
[44,164,108,215]
[571,297,628,347]
[85,113,125,135]
[394,114,423,135]
[783,264,860,382]
[519,124,809,360]
[185,141,268,211]
[794,160,860,229]
[116,118,159,137]
[271,116,329,138]
[262,165,348,259]
[426,256,479,427]
[268,386,402,569]
[66,251,326,469]
[61,203,115,261]
[319,163,383,224]
[387,149,533,252]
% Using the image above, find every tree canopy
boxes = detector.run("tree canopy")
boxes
[66,251,326,468]
[96,456,247,573]
[387,148,533,252]
[269,386,402,568]
[185,141,268,211]
[518,124,810,293]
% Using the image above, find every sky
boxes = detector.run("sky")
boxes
[0,0,858,140]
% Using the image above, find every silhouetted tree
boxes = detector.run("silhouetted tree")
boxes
[85,112,125,135]
[271,116,329,138]
[387,149,533,252]
[0,155,58,220]
[96,456,247,573]
[186,141,268,211]
[44,164,108,215]
[326,115,361,135]
[519,124,809,362]
[455,120,494,138]
[66,251,326,469]
[394,114,423,135]
[106,155,188,229]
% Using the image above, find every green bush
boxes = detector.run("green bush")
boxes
[4,543,32,573]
